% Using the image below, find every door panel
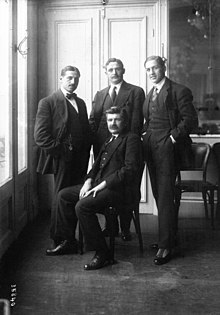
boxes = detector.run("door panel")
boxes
[102,5,155,90]
[40,7,100,114]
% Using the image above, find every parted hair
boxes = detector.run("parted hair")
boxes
[144,56,166,69]
[104,58,124,70]
[60,65,80,77]
[105,106,129,126]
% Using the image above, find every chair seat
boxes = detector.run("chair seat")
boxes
[176,180,217,193]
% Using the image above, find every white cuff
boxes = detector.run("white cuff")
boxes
[170,135,176,144]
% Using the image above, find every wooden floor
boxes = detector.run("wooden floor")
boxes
[1,212,220,315]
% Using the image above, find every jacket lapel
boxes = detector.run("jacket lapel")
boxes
[161,77,172,109]
[100,87,110,106]
[143,88,153,120]
[103,136,123,165]
[56,89,69,123]
[114,81,130,107]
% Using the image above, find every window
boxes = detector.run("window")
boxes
[17,0,27,172]
[0,0,12,186]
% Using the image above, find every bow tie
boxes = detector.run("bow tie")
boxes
[66,93,76,100]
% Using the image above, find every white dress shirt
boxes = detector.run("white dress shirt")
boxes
[61,86,79,113]
[109,81,123,98]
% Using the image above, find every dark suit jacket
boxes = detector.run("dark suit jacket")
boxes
[143,77,198,140]
[143,78,198,168]
[89,81,145,155]
[87,131,143,202]
[34,89,91,174]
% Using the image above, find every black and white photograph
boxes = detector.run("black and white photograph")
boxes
[0,0,220,314]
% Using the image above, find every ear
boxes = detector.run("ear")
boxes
[122,68,125,74]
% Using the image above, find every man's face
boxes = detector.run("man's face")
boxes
[105,62,125,85]
[60,70,79,93]
[145,59,166,84]
[106,113,124,135]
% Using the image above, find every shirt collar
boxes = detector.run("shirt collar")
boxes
[154,77,166,93]
[110,80,123,93]
[61,86,74,97]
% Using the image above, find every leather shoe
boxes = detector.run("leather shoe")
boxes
[121,231,132,241]
[150,243,158,250]
[46,240,78,256]
[154,248,171,265]
[84,252,111,270]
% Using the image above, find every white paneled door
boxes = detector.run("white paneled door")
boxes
[39,0,168,213]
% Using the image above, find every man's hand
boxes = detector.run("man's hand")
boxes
[79,179,93,199]
[81,181,107,198]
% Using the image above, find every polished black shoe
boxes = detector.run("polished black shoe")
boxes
[154,249,171,265]
[46,240,78,256]
[150,243,159,250]
[121,231,132,241]
[84,252,111,270]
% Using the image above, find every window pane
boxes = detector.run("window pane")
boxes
[0,1,12,186]
[17,0,27,173]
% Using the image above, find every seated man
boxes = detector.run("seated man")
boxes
[46,106,143,270]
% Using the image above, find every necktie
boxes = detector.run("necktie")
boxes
[105,135,116,147]
[110,87,117,103]
[66,93,76,100]
[151,87,158,102]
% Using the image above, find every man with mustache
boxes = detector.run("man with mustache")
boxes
[142,56,198,265]
[34,65,91,253]
[89,58,145,241]
[47,106,143,270]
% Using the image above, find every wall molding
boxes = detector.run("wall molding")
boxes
[40,0,159,9]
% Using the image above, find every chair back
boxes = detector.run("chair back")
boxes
[178,142,211,182]
[213,143,220,170]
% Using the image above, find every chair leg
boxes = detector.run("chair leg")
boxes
[132,209,144,254]
[78,224,84,255]
[107,207,117,263]
[174,187,181,233]
[216,184,220,221]
[202,190,209,220]
[210,189,215,230]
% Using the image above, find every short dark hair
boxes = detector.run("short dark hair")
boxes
[104,58,124,70]
[60,65,80,77]
[144,56,166,69]
[105,106,128,125]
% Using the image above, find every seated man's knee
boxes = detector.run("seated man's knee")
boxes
[75,199,84,219]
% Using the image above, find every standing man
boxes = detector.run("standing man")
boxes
[34,65,91,248]
[47,106,142,270]
[142,56,198,265]
[89,57,145,240]
[89,57,145,158]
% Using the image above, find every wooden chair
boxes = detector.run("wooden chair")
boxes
[213,143,220,220]
[175,142,218,229]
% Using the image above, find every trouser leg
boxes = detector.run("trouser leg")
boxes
[145,132,177,249]
[156,172,176,249]
[76,188,120,253]
[52,185,82,244]
[50,156,85,239]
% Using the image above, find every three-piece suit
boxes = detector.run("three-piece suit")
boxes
[54,131,143,252]
[34,89,91,239]
[142,77,198,249]
[89,80,145,158]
